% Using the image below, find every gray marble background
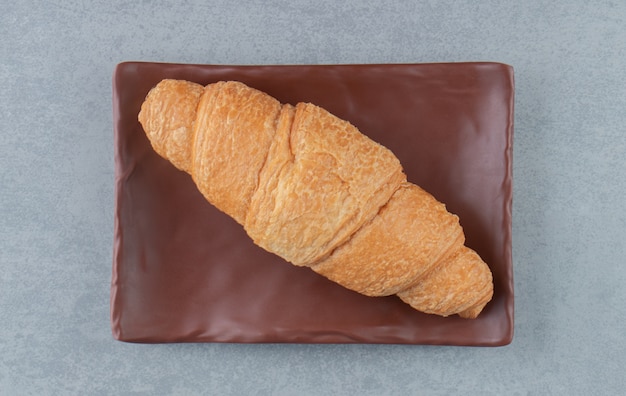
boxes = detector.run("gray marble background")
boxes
[1,1,625,395]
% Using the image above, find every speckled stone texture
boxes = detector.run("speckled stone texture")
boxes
[1,1,625,394]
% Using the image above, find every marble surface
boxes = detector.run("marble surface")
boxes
[1,1,625,394]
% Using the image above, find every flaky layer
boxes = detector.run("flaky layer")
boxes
[245,102,405,266]
[397,246,494,318]
[312,183,465,297]
[138,79,204,173]
[191,81,283,225]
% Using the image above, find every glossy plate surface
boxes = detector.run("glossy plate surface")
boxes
[112,61,514,345]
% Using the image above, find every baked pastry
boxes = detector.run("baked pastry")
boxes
[138,79,493,318]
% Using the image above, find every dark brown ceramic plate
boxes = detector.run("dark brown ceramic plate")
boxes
[111,61,514,346]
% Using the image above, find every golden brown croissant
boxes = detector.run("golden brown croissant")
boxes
[138,79,493,318]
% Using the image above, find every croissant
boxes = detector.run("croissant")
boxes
[138,79,493,318]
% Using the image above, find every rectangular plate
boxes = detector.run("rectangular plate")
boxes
[112,61,514,346]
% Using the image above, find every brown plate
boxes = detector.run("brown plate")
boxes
[111,61,514,346]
